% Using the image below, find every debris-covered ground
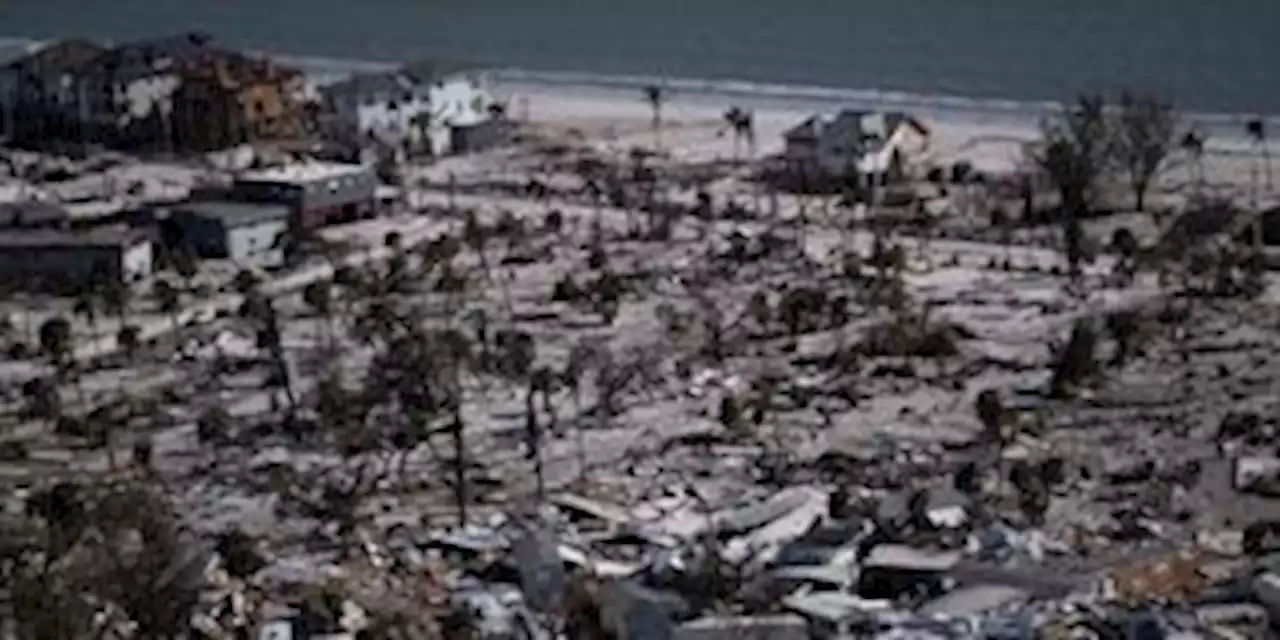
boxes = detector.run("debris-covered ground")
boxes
[4,104,1280,639]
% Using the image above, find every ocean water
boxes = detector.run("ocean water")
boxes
[1,0,1277,115]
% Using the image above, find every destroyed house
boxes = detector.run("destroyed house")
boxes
[856,544,961,601]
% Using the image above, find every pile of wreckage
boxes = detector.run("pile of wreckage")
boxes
[168,428,1280,639]
[205,482,1280,639]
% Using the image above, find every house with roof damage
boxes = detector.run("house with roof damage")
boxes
[1,33,312,151]
[781,110,931,186]
[0,38,105,145]
[317,61,500,161]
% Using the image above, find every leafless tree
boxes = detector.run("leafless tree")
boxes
[5,481,204,639]
[1032,95,1110,276]
[1113,92,1177,212]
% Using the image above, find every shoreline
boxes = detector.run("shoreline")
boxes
[3,34,1276,135]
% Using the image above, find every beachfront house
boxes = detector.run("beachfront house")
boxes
[782,110,930,186]
[0,39,106,145]
[170,55,311,151]
[68,32,221,149]
[318,63,495,160]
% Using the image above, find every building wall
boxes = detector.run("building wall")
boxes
[172,211,229,257]
[785,123,929,180]
[450,119,512,155]
[355,95,430,150]
[171,78,240,151]
[0,241,150,287]
[324,75,490,156]
[430,77,490,127]
[121,239,153,281]
[118,73,180,124]
[429,77,492,155]
[231,168,376,229]
[226,218,287,267]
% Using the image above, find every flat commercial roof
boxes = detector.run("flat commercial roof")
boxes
[237,161,369,186]
[0,225,147,249]
[176,200,290,227]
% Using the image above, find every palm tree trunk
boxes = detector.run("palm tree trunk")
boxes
[526,388,545,502]
[451,406,468,526]
[326,312,337,353]
[652,110,662,149]
[1265,143,1274,191]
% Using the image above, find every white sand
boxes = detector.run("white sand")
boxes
[485,80,1279,202]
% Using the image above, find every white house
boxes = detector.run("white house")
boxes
[782,110,931,184]
[319,66,493,158]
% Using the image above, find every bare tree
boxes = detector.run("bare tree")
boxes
[974,389,1005,443]
[1113,92,1177,212]
[5,481,204,640]
[1033,95,1110,277]
[86,484,206,639]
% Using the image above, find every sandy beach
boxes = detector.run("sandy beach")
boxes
[471,78,1277,202]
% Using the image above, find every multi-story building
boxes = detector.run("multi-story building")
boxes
[167,200,291,268]
[0,225,152,289]
[231,161,376,229]
[319,64,495,159]
[2,32,310,151]
[170,56,311,151]
[782,110,931,185]
[0,39,105,145]
[69,32,219,148]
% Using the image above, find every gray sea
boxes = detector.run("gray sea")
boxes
[1,0,1277,115]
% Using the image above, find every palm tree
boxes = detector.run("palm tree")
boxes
[463,211,492,282]
[196,406,231,447]
[117,324,141,364]
[722,106,756,162]
[232,268,260,295]
[172,249,198,291]
[254,298,299,418]
[1110,226,1140,285]
[152,279,182,335]
[302,281,335,349]
[643,84,665,150]
[1180,129,1205,197]
[524,379,545,501]
[72,279,106,351]
[100,278,131,334]
[1247,117,1272,192]
[974,389,1004,444]
[38,315,73,369]
[21,376,61,425]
